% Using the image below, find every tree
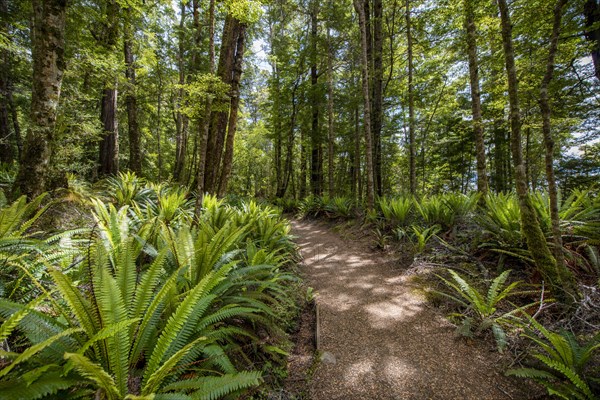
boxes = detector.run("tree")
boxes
[464,0,488,197]
[497,0,577,301]
[15,0,67,198]
[97,0,120,176]
[354,0,375,210]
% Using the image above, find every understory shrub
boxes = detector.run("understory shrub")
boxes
[0,180,298,399]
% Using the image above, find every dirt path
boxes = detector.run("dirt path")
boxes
[291,219,534,400]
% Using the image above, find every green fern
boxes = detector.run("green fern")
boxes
[507,316,599,399]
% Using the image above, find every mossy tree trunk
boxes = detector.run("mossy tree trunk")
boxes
[497,0,577,302]
[15,0,66,198]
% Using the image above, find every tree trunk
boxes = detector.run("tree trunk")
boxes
[97,0,120,177]
[584,0,600,81]
[174,1,187,182]
[354,105,361,201]
[98,87,119,176]
[327,24,335,197]
[373,0,384,196]
[279,78,299,198]
[205,15,240,193]
[354,0,375,210]
[15,0,66,198]
[406,0,416,196]
[310,0,322,197]
[497,0,576,301]
[218,23,247,197]
[464,0,488,197]
[194,0,215,214]
[540,0,568,278]
[123,14,141,175]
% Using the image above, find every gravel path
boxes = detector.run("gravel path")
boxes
[292,219,534,400]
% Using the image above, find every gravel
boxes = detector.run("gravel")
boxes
[292,219,538,400]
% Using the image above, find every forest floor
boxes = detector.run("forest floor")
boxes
[286,218,542,400]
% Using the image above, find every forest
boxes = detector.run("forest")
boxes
[0,0,599,398]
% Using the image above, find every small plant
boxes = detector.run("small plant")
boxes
[409,224,440,254]
[435,269,535,351]
[507,316,600,400]
[372,227,390,250]
[378,196,412,228]
[324,196,354,219]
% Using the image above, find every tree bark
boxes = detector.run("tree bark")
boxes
[373,0,384,196]
[205,15,240,193]
[310,0,322,196]
[15,0,66,198]
[464,0,488,197]
[194,0,215,214]
[123,12,141,175]
[354,0,375,210]
[174,1,187,182]
[497,0,576,301]
[406,0,416,196]
[327,24,335,197]
[97,0,120,177]
[218,23,247,197]
[540,0,569,278]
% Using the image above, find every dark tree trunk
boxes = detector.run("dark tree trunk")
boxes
[540,0,569,278]
[15,0,66,198]
[97,0,120,177]
[205,15,241,193]
[174,1,187,182]
[99,87,119,175]
[584,0,600,81]
[373,0,384,196]
[327,24,335,197]
[354,0,375,210]
[278,79,299,198]
[497,0,577,302]
[464,0,488,197]
[124,14,141,175]
[406,0,416,196]
[218,23,247,197]
[194,0,215,214]
[310,0,322,197]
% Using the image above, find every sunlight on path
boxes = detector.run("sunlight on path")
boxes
[292,219,531,400]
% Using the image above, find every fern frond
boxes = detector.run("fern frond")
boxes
[64,352,121,400]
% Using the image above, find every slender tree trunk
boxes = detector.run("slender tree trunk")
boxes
[0,0,12,164]
[540,0,568,275]
[124,14,141,175]
[406,0,416,196]
[464,0,488,197]
[156,64,163,181]
[218,23,247,197]
[354,0,375,210]
[497,0,576,301]
[373,0,384,196]
[354,105,361,200]
[310,0,322,196]
[280,79,299,198]
[174,1,187,182]
[15,0,66,198]
[300,122,307,198]
[327,24,335,197]
[194,0,215,214]
[99,87,119,175]
[97,1,120,177]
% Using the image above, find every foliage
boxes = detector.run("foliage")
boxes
[507,316,600,400]
[378,197,413,228]
[435,269,535,351]
[0,190,298,399]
